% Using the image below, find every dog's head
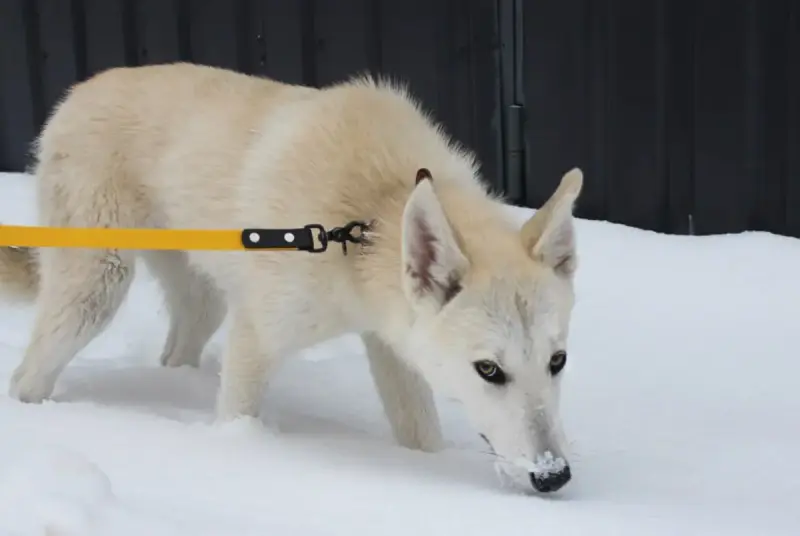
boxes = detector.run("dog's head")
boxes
[399,167,583,493]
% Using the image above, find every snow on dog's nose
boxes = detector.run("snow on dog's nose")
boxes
[530,467,571,492]
[480,434,572,493]
[513,449,571,493]
[529,456,571,493]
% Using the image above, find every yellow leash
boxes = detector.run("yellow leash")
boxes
[0,225,249,251]
[0,221,370,254]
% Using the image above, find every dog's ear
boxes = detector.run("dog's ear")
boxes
[401,170,468,311]
[520,168,583,277]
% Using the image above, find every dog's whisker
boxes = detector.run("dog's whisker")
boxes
[477,449,517,466]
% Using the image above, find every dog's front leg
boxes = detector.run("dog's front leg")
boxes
[362,332,444,452]
[215,311,278,424]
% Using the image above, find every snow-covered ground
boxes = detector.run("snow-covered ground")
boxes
[0,170,798,536]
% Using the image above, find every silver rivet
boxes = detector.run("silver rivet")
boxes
[249,232,260,243]
[284,232,295,243]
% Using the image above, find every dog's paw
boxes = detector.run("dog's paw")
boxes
[8,367,55,404]
[395,428,445,454]
[159,348,201,368]
[213,414,280,440]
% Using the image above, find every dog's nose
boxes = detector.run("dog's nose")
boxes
[529,465,572,493]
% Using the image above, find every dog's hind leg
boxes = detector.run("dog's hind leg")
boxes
[9,247,135,403]
[362,332,444,452]
[141,251,227,368]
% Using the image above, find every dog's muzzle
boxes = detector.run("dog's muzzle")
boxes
[529,465,571,493]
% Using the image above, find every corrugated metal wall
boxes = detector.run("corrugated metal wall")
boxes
[521,0,800,237]
[1,0,799,238]
[0,0,504,190]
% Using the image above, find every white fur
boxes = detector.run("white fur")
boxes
[0,63,583,492]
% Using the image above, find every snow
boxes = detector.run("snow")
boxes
[0,170,799,536]
[526,452,567,477]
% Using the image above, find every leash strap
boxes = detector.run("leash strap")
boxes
[0,221,370,254]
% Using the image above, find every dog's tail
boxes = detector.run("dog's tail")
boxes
[0,246,40,301]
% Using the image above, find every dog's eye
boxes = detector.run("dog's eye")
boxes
[549,351,567,375]
[473,360,507,385]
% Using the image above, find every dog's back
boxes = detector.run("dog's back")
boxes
[33,62,316,231]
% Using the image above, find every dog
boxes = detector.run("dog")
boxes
[0,62,583,493]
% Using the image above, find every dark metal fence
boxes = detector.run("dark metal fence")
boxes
[520,0,800,237]
[1,0,798,237]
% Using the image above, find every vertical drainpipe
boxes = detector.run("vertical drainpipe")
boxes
[499,0,525,205]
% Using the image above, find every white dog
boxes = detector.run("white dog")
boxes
[0,63,583,492]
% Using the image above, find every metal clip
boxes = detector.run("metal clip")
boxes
[325,220,370,255]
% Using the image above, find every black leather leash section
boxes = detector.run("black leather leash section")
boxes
[240,220,371,255]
